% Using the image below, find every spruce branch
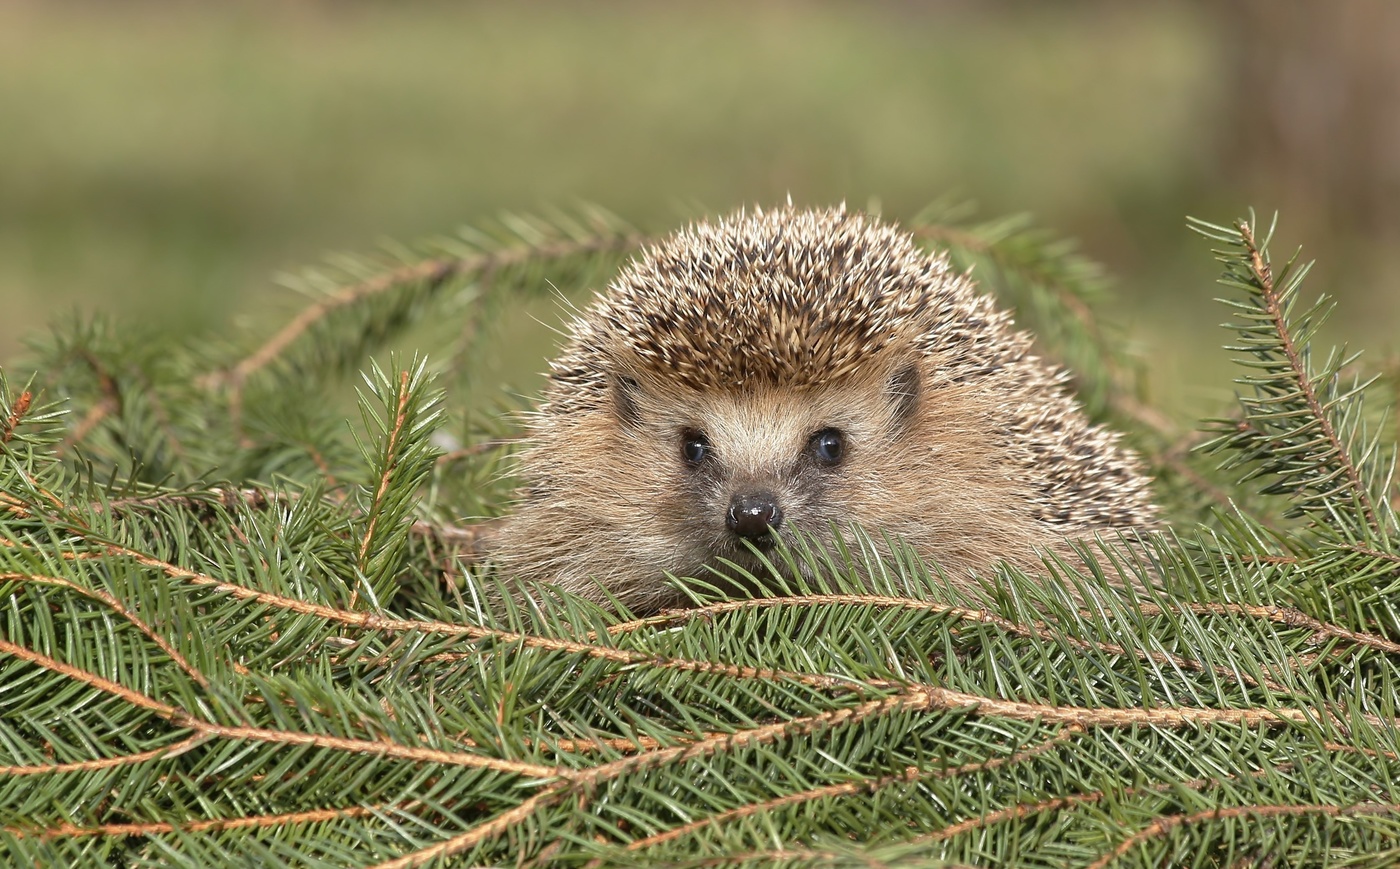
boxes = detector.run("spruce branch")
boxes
[1190,213,1395,537]
[5,802,418,844]
[18,523,1362,730]
[619,726,1084,856]
[57,349,120,454]
[910,206,1136,422]
[348,358,444,605]
[600,593,1303,695]
[1086,802,1400,869]
[208,207,644,432]
[0,372,65,453]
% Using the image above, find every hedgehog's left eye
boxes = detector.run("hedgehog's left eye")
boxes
[809,428,845,466]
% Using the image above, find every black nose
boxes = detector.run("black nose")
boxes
[726,492,783,541]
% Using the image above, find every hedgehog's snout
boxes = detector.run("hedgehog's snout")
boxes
[726,491,784,549]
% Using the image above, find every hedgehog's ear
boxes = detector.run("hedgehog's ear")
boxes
[885,363,920,429]
[611,374,645,427]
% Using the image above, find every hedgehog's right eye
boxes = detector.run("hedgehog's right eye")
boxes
[681,430,711,466]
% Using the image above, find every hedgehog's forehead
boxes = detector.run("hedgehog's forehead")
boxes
[580,209,947,391]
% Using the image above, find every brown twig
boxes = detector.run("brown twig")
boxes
[916,770,1257,848]
[47,482,498,561]
[1132,600,1400,657]
[133,367,189,467]
[920,732,1399,851]
[1,389,32,444]
[409,516,501,557]
[434,438,519,466]
[1336,541,1400,567]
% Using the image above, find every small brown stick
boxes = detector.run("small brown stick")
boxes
[61,395,118,453]
[133,367,188,466]
[434,438,519,466]
[58,483,495,560]
[408,517,501,557]
[1,389,32,444]
[1132,600,1400,657]
[915,768,1266,847]
[917,736,1399,851]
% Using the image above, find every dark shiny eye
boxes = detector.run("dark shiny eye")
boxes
[681,430,711,466]
[810,428,845,465]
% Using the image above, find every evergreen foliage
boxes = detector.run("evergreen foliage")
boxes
[1,207,1398,867]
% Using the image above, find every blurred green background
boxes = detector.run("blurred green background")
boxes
[3,1,1398,421]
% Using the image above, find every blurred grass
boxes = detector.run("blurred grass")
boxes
[0,1,1393,421]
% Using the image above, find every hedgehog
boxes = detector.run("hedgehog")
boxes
[493,205,1155,613]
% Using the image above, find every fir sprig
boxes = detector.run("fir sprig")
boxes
[911,203,1131,422]
[1190,213,1396,537]
[1188,214,1400,641]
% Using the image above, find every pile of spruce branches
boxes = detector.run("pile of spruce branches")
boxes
[1,206,1397,867]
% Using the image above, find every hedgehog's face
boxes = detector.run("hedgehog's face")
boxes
[607,361,922,576]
